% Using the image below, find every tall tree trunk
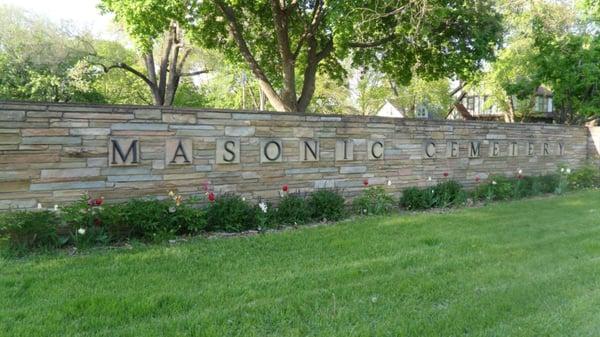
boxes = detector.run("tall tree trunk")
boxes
[505,96,515,123]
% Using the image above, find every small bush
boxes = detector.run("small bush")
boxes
[433,180,465,208]
[535,174,560,195]
[0,210,61,252]
[474,176,515,201]
[308,189,346,222]
[352,186,395,215]
[400,187,434,210]
[206,195,257,232]
[568,165,600,190]
[276,194,311,225]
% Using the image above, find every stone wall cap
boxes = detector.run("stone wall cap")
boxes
[0,100,589,129]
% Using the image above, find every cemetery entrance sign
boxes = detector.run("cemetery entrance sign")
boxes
[0,102,597,210]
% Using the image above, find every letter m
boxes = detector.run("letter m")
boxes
[110,139,139,165]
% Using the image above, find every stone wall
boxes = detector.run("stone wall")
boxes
[0,101,595,210]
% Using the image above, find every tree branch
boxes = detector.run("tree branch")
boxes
[99,62,156,90]
[348,34,396,48]
[180,69,210,77]
[214,0,286,111]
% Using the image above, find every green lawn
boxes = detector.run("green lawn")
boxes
[2,191,600,337]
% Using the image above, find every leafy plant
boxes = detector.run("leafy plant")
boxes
[308,189,346,222]
[206,195,257,232]
[568,165,600,190]
[433,180,465,208]
[0,210,61,252]
[352,186,395,215]
[400,187,434,210]
[276,194,311,226]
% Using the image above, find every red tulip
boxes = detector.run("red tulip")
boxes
[475,176,481,183]
[282,184,289,192]
[94,197,104,206]
[363,179,369,187]
[208,192,215,202]
[443,172,449,177]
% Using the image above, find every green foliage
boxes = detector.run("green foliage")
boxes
[62,195,206,243]
[206,195,257,232]
[0,210,61,252]
[432,180,466,208]
[568,165,600,189]
[400,187,434,210]
[352,187,395,215]
[276,195,311,226]
[308,190,346,222]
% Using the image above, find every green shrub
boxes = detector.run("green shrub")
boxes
[535,174,560,194]
[400,187,434,210]
[308,189,346,222]
[0,210,61,252]
[276,194,311,225]
[568,165,600,190]
[433,180,465,208]
[474,176,515,201]
[206,195,257,232]
[352,186,395,215]
[63,195,206,243]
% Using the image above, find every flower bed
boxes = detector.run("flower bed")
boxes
[1,165,599,254]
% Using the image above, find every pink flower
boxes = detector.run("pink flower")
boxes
[475,176,481,183]
[443,172,449,177]
[282,184,289,192]
[208,192,215,202]
[363,179,369,187]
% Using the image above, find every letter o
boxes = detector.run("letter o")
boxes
[264,141,282,161]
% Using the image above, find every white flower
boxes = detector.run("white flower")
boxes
[363,209,367,214]
[258,201,268,213]
[54,205,59,211]
[77,228,86,235]
[566,168,571,174]
[168,190,175,198]
[168,206,176,213]
[518,169,523,175]
[492,181,497,185]
[427,176,432,182]
[242,197,246,201]
[387,180,392,186]
[561,168,565,173]
[37,203,42,209]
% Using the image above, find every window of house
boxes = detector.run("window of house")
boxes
[416,105,428,118]
[466,96,475,112]
[535,96,550,113]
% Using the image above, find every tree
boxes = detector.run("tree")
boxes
[99,0,502,112]
[99,0,209,106]
[0,5,104,103]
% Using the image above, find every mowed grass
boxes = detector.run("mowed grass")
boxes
[2,191,600,337]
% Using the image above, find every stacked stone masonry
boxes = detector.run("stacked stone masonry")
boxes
[0,101,598,210]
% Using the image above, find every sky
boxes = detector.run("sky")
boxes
[0,0,116,39]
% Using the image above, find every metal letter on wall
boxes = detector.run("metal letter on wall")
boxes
[109,138,140,166]
[469,141,481,158]
[216,139,241,164]
[489,142,500,157]
[424,141,436,158]
[299,139,319,162]
[447,141,459,158]
[166,138,192,165]
[368,140,385,160]
[335,140,354,161]
[261,140,283,163]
